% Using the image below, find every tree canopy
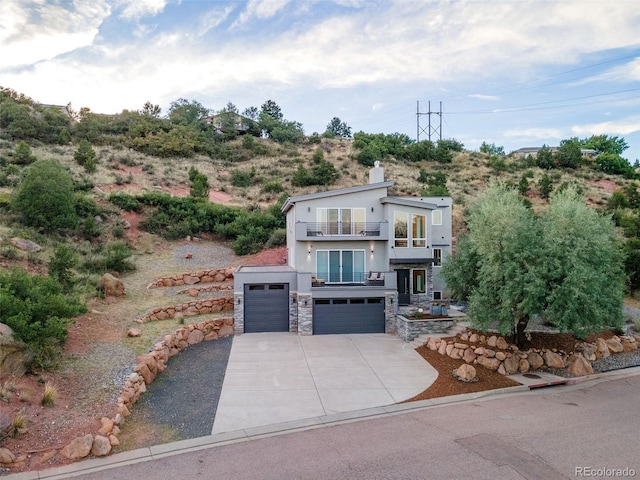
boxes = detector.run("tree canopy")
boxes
[442,182,624,346]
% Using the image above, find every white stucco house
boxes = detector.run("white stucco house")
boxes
[233,163,453,335]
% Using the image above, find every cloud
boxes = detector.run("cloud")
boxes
[232,0,291,28]
[469,94,499,101]
[572,117,640,136]
[117,0,167,20]
[372,103,384,111]
[504,127,563,140]
[198,6,234,36]
[0,0,110,70]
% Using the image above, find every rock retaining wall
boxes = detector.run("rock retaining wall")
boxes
[424,331,639,376]
[135,296,234,323]
[57,316,234,462]
[146,267,234,289]
[397,315,455,341]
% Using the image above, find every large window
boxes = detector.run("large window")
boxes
[413,269,426,294]
[316,208,365,235]
[412,214,426,247]
[433,248,442,267]
[394,211,408,247]
[316,250,365,283]
[432,210,442,226]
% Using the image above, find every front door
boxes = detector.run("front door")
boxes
[397,269,410,305]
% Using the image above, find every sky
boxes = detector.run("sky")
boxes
[2,0,640,161]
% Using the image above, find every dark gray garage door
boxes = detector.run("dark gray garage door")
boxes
[313,298,385,334]
[244,283,289,333]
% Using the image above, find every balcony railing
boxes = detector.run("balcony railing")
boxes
[312,271,385,287]
[306,222,381,237]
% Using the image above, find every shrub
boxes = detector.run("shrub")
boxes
[13,140,35,165]
[188,166,210,199]
[74,139,96,170]
[48,244,77,292]
[108,193,141,212]
[262,180,284,193]
[265,228,287,248]
[104,241,135,272]
[231,168,254,187]
[41,383,57,407]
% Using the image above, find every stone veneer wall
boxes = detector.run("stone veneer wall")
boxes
[397,314,455,341]
[385,292,398,333]
[297,294,313,335]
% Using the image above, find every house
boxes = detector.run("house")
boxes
[510,146,598,159]
[204,112,253,135]
[233,162,453,336]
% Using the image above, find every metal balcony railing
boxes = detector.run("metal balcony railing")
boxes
[306,222,381,237]
[311,271,385,287]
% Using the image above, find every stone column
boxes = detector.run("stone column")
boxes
[233,293,244,334]
[385,291,398,333]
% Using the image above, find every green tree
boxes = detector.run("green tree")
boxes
[581,134,628,155]
[596,153,635,178]
[442,182,624,347]
[556,139,582,168]
[74,139,97,172]
[13,140,36,165]
[271,121,304,144]
[49,244,77,292]
[13,159,78,231]
[535,145,555,169]
[538,173,553,199]
[167,98,209,127]
[325,117,352,138]
[419,171,449,196]
[518,174,529,196]
[479,142,505,156]
[188,166,210,199]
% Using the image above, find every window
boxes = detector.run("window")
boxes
[432,210,442,226]
[413,269,426,294]
[316,249,365,283]
[433,248,442,267]
[412,214,426,247]
[394,211,408,247]
[317,208,365,235]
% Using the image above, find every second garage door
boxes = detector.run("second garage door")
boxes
[244,283,290,333]
[313,298,385,334]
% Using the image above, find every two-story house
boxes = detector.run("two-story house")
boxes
[233,162,452,336]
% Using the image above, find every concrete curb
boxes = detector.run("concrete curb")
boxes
[7,366,640,479]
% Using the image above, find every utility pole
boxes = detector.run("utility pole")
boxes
[416,101,442,142]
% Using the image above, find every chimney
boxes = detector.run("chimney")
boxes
[369,161,384,184]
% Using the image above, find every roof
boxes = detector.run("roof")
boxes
[281,181,394,212]
[381,197,448,210]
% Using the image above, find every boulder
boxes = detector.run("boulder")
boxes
[127,328,141,338]
[543,350,565,369]
[567,354,593,377]
[109,435,120,447]
[99,273,125,297]
[519,358,530,373]
[595,337,610,359]
[527,352,544,370]
[455,364,477,381]
[0,448,16,465]
[10,237,42,252]
[61,434,94,460]
[426,337,438,351]
[187,329,204,345]
[0,323,33,377]
[487,335,498,347]
[183,275,200,285]
[469,333,479,343]
[463,348,476,363]
[98,417,114,436]
[620,336,638,352]
[91,435,112,457]
[495,351,506,361]
[496,337,509,350]
[477,356,501,371]
[605,338,624,354]
[503,355,520,375]
[576,342,597,361]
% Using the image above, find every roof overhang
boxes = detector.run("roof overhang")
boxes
[282,181,394,212]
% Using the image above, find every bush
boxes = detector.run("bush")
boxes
[104,241,135,272]
[0,267,85,371]
[74,139,96,171]
[108,193,141,212]
[188,166,210,199]
[13,140,35,165]
[231,168,255,187]
[265,228,287,248]
[48,244,77,292]
[12,159,78,232]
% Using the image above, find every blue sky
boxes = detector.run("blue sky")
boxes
[2,0,640,160]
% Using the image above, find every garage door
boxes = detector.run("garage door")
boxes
[313,298,385,334]
[244,283,289,333]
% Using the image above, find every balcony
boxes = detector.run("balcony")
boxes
[311,271,386,287]
[296,221,389,241]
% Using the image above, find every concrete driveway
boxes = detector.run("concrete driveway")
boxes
[212,333,437,434]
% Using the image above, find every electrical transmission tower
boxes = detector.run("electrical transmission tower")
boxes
[416,101,442,142]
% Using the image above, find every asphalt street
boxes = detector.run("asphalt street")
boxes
[53,371,640,480]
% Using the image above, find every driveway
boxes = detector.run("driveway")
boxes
[212,333,438,433]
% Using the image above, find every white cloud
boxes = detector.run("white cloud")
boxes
[572,117,640,136]
[232,0,291,28]
[469,94,499,101]
[198,6,234,36]
[372,103,384,111]
[117,0,167,20]
[504,127,563,140]
[0,0,110,69]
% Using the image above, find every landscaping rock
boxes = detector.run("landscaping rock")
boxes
[496,337,509,350]
[527,352,544,370]
[606,338,624,354]
[503,355,520,374]
[0,448,15,465]
[519,358,530,373]
[487,335,498,347]
[0,323,33,377]
[544,350,565,369]
[567,354,593,376]
[127,328,141,337]
[595,337,610,359]
[10,237,42,252]
[99,273,125,297]
[91,435,112,457]
[455,364,477,381]
[463,348,476,363]
[61,434,93,460]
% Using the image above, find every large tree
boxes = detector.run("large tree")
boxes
[442,182,624,346]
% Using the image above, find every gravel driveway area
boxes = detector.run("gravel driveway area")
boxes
[131,335,233,440]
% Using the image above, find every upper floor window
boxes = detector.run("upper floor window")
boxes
[316,208,365,235]
[412,214,426,247]
[433,248,442,267]
[432,210,442,226]
[394,211,408,247]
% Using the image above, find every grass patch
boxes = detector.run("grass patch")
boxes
[41,383,58,407]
